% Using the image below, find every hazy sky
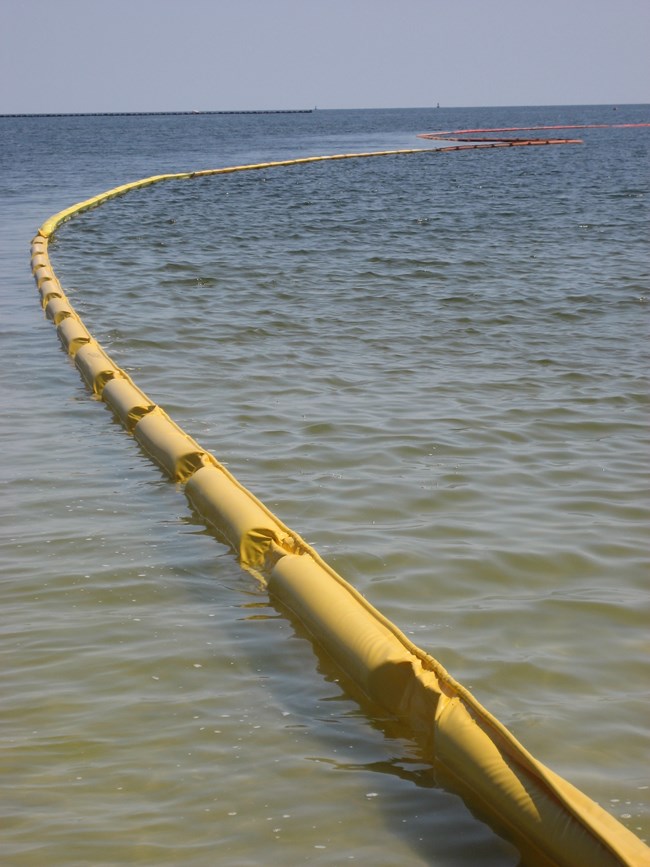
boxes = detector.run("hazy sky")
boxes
[1,0,648,113]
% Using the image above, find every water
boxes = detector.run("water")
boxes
[1,106,648,865]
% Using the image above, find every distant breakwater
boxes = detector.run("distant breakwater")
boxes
[1,109,314,118]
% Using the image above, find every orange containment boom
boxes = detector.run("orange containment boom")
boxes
[31,140,650,866]
[417,122,650,142]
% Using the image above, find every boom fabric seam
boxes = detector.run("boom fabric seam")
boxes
[31,138,650,867]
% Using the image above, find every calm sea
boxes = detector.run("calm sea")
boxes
[1,106,648,865]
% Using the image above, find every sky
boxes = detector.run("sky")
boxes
[1,0,648,113]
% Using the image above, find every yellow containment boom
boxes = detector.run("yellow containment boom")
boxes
[31,145,649,867]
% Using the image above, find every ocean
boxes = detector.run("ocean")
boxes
[1,105,648,865]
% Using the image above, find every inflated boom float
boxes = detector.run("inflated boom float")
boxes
[31,131,650,866]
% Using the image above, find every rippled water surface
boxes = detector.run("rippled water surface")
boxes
[1,106,649,865]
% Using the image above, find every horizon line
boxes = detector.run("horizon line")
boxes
[1,101,647,119]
